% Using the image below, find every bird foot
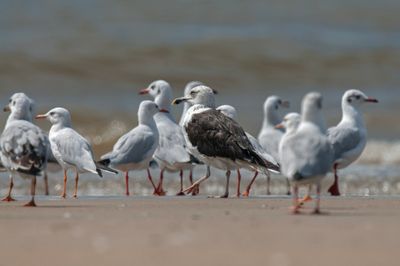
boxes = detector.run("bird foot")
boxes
[298,195,313,207]
[73,195,78,199]
[1,195,16,202]
[24,200,36,207]
[153,189,167,196]
[176,191,185,196]
[286,191,291,196]
[242,190,250,197]
[290,206,301,214]
[191,185,200,196]
[312,208,321,215]
[60,193,67,199]
[328,184,341,196]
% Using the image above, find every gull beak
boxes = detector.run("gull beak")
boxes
[281,100,290,108]
[3,106,10,112]
[275,123,285,129]
[172,96,191,105]
[365,97,378,103]
[139,88,150,95]
[35,114,47,120]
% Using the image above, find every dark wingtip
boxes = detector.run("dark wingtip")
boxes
[97,158,110,167]
[293,172,304,181]
[96,168,103,178]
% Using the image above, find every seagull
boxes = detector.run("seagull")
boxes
[279,92,333,214]
[327,89,378,196]
[98,100,160,196]
[36,107,117,198]
[172,85,280,198]
[258,96,290,194]
[217,105,278,197]
[139,80,200,196]
[0,93,49,206]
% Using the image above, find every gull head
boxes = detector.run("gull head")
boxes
[138,100,159,117]
[301,92,327,131]
[264,96,290,114]
[343,89,378,108]
[172,85,216,108]
[4,93,35,121]
[36,107,72,127]
[217,105,237,120]
[139,80,173,109]
[276,112,301,134]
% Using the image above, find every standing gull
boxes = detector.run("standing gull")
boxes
[98,100,160,196]
[258,96,290,194]
[173,85,280,198]
[279,92,333,214]
[217,105,278,197]
[327,90,378,196]
[140,80,199,196]
[36,108,117,198]
[0,93,49,206]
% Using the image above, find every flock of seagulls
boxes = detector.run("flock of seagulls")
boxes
[0,82,377,213]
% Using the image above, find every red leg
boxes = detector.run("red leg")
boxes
[154,170,166,196]
[61,170,67,199]
[313,183,321,214]
[236,170,241,197]
[189,170,200,196]
[147,169,157,191]
[328,164,340,196]
[2,175,16,202]
[125,171,130,196]
[176,170,185,196]
[242,172,258,197]
[24,176,37,207]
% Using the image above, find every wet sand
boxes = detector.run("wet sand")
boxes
[0,196,399,266]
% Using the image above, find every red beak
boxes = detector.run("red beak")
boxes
[365,98,378,103]
[139,88,150,95]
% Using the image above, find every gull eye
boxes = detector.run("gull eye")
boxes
[150,85,155,90]
[49,112,55,116]
[190,91,196,96]
[12,101,16,106]
[355,95,361,100]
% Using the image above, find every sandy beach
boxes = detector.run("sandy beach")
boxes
[1,196,399,266]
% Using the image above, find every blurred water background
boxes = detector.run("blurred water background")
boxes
[0,0,399,196]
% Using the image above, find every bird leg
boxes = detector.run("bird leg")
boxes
[290,184,300,214]
[209,170,231,198]
[61,170,67,198]
[125,171,130,196]
[183,166,210,195]
[154,169,166,196]
[176,170,185,196]
[73,172,79,198]
[188,169,199,196]
[24,176,37,207]
[236,170,241,197]
[298,185,313,206]
[266,172,271,195]
[242,171,258,197]
[44,171,50,196]
[313,183,322,214]
[285,178,291,195]
[328,164,341,196]
[2,174,16,202]
[146,169,157,191]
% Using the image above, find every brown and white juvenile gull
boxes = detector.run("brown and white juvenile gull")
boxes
[36,107,117,198]
[327,89,378,196]
[279,92,333,214]
[173,85,280,198]
[0,93,49,206]
[98,100,160,196]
